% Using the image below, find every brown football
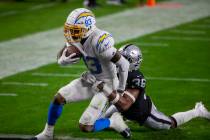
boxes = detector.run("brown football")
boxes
[65,45,82,58]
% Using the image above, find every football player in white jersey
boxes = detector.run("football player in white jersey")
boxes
[32,8,129,140]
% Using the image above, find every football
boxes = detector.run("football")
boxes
[65,45,82,58]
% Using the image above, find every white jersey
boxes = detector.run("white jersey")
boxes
[60,28,119,125]
[68,28,117,81]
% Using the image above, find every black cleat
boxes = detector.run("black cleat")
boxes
[120,128,131,139]
[30,137,38,140]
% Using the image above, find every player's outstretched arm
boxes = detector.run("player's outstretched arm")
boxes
[110,89,139,112]
[93,82,139,112]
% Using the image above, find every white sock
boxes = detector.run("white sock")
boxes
[104,105,118,118]
[172,109,198,126]
[43,123,54,136]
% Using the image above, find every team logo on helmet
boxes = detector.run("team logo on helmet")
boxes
[75,12,94,29]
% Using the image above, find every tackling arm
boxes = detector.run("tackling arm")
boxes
[94,82,139,112]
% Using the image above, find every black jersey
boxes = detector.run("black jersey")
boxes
[121,70,152,125]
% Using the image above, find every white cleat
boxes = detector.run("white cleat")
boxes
[31,132,53,140]
[195,102,210,119]
[110,112,131,139]
[31,124,54,140]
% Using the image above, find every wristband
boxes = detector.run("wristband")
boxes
[123,91,136,103]
[110,93,120,104]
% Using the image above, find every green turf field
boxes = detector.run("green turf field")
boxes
[0,14,210,140]
[0,0,144,42]
[0,0,168,42]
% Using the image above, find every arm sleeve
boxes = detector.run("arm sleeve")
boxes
[115,56,130,91]
[95,33,117,60]
[99,47,117,60]
[94,32,115,55]
[93,32,129,91]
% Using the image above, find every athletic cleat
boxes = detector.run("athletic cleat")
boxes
[31,124,54,140]
[30,132,53,140]
[195,102,210,119]
[110,112,131,138]
[120,128,131,139]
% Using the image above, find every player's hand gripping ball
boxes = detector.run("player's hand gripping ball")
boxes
[65,45,82,58]
[58,44,82,65]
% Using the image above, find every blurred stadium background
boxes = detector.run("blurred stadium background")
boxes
[0,0,210,139]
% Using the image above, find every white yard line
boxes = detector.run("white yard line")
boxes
[151,36,210,42]
[0,11,17,17]
[134,42,169,47]
[0,3,56,17]
[32,72,80,77]
[0,0,210,79]
[169,29,206,35]
[29,3,56,11]
[147,77,210,82]
[0,93,17,96]
[189,24,210,29]
[31,72,210,82]
[1,82,48,87]
[60,65,87,69]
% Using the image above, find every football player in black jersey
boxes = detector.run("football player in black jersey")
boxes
[81,44,210,138]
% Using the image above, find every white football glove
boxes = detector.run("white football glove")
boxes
[92,81,103,92]
[81,71,105,92]
[81,71,97,85]
[58,48,80,65]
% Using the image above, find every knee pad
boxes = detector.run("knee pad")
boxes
[79,93,108,125]
[79,107,97,125]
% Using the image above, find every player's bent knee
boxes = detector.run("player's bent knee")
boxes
[170,117,177,129]
[53,93,66,105]
[79,94,107,126]
[79,123,93,132]
[79,109,95,126]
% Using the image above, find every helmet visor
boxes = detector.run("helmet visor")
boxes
[64,23,87,43]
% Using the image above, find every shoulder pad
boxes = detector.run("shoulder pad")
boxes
[93,32,114,53]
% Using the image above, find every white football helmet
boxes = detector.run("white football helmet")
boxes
[64,8,96,43]
[119,44,143,71]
